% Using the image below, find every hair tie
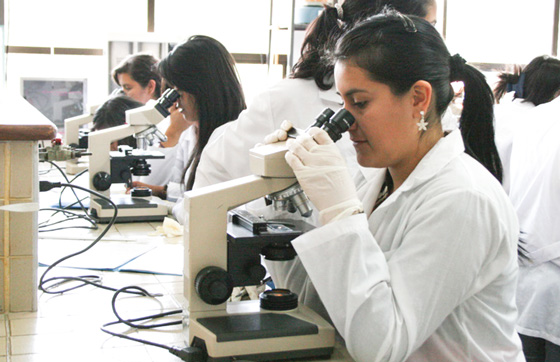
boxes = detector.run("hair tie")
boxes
[334,3,344,20]
[449,54,467,82]
[506,72,526,98]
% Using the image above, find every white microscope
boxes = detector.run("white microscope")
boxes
[63,104,99,175]
[88,88,180,223]
[183,109,355,360]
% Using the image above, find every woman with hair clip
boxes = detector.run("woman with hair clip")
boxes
[129,35,246,218]
[192,0,438,195]
[265,10,524,361]
[493,55,560,193]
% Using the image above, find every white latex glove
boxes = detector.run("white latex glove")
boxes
[285,127,363,225]
[263,120,294,144]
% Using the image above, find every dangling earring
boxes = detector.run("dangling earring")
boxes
[416,111,428,132]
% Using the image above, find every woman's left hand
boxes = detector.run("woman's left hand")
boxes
[285,127,363,224]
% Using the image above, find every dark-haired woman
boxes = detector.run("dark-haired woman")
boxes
[493,55,560,193]
[112,53,189,185]
[266,11,524,361]
[193,0,438,191]
[129,35,246,221]
[91,95,143,151]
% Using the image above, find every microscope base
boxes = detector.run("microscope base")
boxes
[188,302,335,360]
[90,194,167,223]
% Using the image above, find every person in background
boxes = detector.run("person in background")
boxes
[112,53,162,104]
[493,55,560,193]
[505,75,560,362]
[192,0,438,193]
[90,95,143,151]
[128,35,246,213]
[112,53,191,185]
[265,10,523,361]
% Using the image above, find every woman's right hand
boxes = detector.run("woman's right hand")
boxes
[161,102,193,148]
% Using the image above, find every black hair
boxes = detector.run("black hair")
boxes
[334,10,503,183]
[112,54,162,99]
[494,55,560,106]
[91,95,144,149]
[158,35,247,191]
[291,0,435,90]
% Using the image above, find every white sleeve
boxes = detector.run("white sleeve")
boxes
[194,89,277,188]
[292,191,515,362]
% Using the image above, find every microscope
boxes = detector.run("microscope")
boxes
[183,109,355,360]
[88,88,180,223]
[63,104,99,175]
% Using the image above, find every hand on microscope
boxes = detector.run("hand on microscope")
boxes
[159,101,194,148]
[261,121,363,225]
[285,127,363,225]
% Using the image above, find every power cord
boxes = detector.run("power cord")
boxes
[38,181,147,297]
[100,286,205,361]
[40,181,205,360]
[39,161,97,231]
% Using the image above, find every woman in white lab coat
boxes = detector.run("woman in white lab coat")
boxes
[130,35,247,206]
[508,96,560,361]
[267,11,524,361]
[493,55,560,193]
[192,0,438,191]
[112,53,189,186]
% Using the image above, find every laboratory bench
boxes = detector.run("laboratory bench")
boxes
[0,161,354,361]
[1,89,57,314]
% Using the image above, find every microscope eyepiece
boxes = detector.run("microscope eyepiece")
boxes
[154,88,181,117]
[321,108,355,142]
[308,108,336,130]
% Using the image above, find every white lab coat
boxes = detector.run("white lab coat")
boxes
[508,97,560,345]
[166,126,197,202]
[508,96,560,266]
[170,124,228,221]
[193,77,358,189]
[493,96,535,194]
[267,130,524,362]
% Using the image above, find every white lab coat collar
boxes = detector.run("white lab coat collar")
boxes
[373,130,465,211]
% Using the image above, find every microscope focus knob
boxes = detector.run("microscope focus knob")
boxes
[92,172,112,191]
[195,266,234,305]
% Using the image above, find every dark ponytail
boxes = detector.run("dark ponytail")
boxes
[494,66,523,103]
[495,55,560,106]
[292,0,435,90]
[334,10,503,182]
[451,57,503,183]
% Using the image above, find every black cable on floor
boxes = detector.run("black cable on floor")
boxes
[100,286,204,361]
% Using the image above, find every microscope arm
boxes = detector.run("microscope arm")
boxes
[63,104,100,146]
[88,123,149,195]
[64,113,93,146]
[184,175,296,314]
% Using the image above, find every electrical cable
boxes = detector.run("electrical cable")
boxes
[37,181,147,297]
[38,161,98,231]
[100,286,205,362]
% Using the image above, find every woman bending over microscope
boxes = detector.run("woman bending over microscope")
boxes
[265,11,524,361]
[128,35,246,212]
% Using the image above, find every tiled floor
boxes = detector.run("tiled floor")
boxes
[2,218,188,362]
